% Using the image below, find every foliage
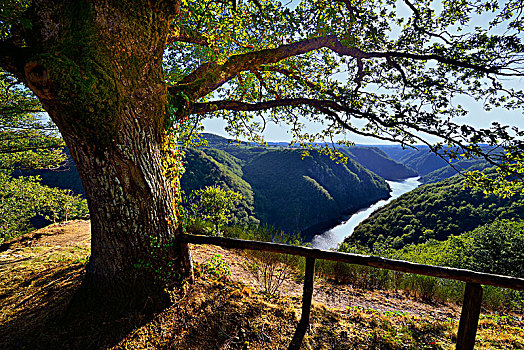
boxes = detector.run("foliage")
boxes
[341,146,417,180]
[348,170,524,249]
[0,72,65,170]
[13,148,85,196]
[0,71,85,243]
[393,218,524,309]
[181,147,258,228]
[464,155,524,198]
[165,0,524,195]
[133,235,185,283]
[0,0,31,41]
[338,219,524,310]
[454,220,523,278]
[0,173,88,242]
[199,253,231,280]
[192,184,243,236]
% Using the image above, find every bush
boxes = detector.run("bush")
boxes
[199,254,231,280]
[0,174,88,242]
[335,219,524,311]
[243,250,297,297]
[182,185,243,236]
[239,225,304,297]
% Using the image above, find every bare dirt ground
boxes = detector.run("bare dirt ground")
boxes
[1,221,523,349]
[191,243,460,323]
[1,220,458,321]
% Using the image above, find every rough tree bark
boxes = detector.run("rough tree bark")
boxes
[9,0,192,312]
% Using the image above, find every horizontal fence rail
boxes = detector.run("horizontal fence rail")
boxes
[181,233,524,350]
[181,233,524,291]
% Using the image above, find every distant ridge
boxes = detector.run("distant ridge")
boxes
[341,146,417,180]
[186,134,393,235]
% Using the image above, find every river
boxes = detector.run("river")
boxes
[311,177,421,250]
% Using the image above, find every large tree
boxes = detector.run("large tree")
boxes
[1,0,523,311]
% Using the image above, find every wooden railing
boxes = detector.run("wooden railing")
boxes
[181,233,524,350]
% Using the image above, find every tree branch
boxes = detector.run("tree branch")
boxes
[193,96,517,163]
[168,25,210,46]
[193,98,353,115]
[175,35,513,100]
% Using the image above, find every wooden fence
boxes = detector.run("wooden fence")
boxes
[180,233,524,350]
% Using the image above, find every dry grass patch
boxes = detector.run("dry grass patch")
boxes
[1,222,523,349]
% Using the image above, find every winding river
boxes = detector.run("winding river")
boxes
[311,177,421,250]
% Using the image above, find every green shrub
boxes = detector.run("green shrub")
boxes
[199,254,232,280]
[335,219,524,311]
[182,185,243,236]
[0,173,88,242]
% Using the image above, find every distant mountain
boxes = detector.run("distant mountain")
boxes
[341,146,417,180]
[181,148,259,227]
[378,145,449,175]
[12,148,85,197]
[242,149,390,234]
[378,144,496,180]
[202,134,417,181]
[420,158,490,184]
[346,168,524,249]
[201,133,245,147]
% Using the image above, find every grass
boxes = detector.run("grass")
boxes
[1,222,524,349]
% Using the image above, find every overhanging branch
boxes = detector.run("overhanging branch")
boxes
[194,98,355,115]
[176,35,513,100]
[193,96,522,173]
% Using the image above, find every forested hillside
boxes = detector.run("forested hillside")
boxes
[347,171,524,249]
[180,148,259,227]
[341,146,417,180]
[12,149,85,197]
[181,141,391,234]
[379,145,450,175]
[242,149,390,233]
[380,145,495,183]
[420,158,490,184]
[386,219,524,278]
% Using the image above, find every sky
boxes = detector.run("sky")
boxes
[202,105,524,144]
[202,0,524,145]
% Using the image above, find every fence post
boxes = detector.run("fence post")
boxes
[456,282,483,350]
[288,257,315,350]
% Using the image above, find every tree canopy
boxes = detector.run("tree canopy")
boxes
[0,0,523,312]
[192,184,243,236]
[2,0,523,188]
[166,0,524,193]
[0,72,64,170]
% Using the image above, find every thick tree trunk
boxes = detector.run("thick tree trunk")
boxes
[21,0,191,312]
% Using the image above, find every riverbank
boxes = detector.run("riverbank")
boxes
[311,177,421,250]
[300,194,390,243]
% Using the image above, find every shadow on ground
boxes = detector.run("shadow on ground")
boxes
[0,262,152,350]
